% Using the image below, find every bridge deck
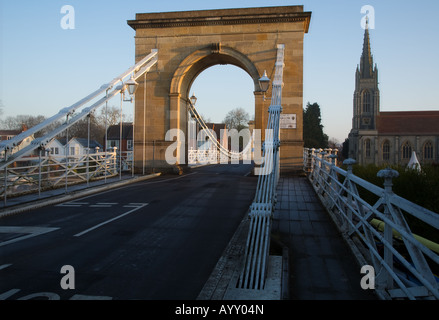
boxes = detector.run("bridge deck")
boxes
[1,169,379,300]
[273,175,377,300]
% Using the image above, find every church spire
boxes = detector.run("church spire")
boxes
[360,17,374,78]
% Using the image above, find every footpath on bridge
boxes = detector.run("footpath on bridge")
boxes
[199,172,378,300]
[271,174,377,300]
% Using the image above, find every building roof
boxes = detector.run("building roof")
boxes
[106,123,133,140]
[377,111,439,135]
[72,138,103,149]
[0,130,22,136]
[54,137,103,149]
[205,123,228,140]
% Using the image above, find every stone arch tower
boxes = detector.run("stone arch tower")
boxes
[127,6,311,173]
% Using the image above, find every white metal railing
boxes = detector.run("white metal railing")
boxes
[1,149,134,206]
[237,44,285,290]
[187,147,252,166]
[303,147,439,300]
[187,109,253,163]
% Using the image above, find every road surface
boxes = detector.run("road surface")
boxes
[0,164,257,300]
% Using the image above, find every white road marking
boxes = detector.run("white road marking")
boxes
[70,294,112,300]
[0,264,12,271]
[56,202,89,207]
[74,203,148,237]
[57,202,119,208]
[123,203,146,208]
[0,289,20,300]
[0,226,59,247]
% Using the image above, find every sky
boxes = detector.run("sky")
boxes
[1,0,438,143]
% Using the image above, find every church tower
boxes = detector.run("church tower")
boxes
[349,18,380,159]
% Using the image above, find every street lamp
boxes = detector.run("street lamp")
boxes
[126,75,139,96]
[258,70,270,93]
[190,93,197,106]
[122,75,139,102]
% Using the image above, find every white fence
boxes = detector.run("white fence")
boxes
[1,149,133,206]
[303,148,439,300]
[237,44,285,291]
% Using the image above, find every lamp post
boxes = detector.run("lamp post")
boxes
[126,75,139,97]
[119,74,139,179]
[258,70,270,98]
[187,94,198,153]
[190,93,197,107]
[188,93,198,163]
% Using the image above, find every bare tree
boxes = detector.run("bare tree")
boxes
[223,107,250,131]
[0,103,134,147]
[96,105,131,127]
[67,113,106,145]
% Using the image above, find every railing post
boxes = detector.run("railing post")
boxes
[377,167,400,290]
[333,148,338,166]
[326,154,339,209]
[328,154,337,166]
[342,159,356,233]
[46,149,51,188]
[3,152,8,207]
[303,148,308,172]
[344,158,356,174]
[317,151,327,189]
[378,167,399,194]
[38,147,42,198]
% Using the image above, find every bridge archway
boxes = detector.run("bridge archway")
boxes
[128,6,311,174]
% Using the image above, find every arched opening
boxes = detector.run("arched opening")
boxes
[188,65,255,159]
[169,46,265,165]
[189,65,255,127]
[402,141,412,160]
[362,90,371,113]
[382,140,390,162]
[423,140,434,161]
[364,138,371,158]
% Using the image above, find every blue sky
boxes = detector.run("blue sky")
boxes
[1,0,438,143]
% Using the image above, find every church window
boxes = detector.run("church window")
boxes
[362,90,371,113]
[382,140,390,161]
[402,141,412,159]
[423,141,433,160]
[365,139,371,158]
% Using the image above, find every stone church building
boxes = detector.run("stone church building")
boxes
[348,20,439,166]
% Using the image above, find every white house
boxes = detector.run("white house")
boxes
[0,125,35,156]
[45,137,103,156]
[46,138,64,156]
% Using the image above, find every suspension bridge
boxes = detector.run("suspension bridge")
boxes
[1,6,438,300]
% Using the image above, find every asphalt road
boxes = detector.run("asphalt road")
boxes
[0,163,257,300]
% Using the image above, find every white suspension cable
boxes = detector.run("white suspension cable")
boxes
[0,50,158,170]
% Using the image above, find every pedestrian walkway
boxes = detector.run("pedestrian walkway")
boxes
[272,175,377,300]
